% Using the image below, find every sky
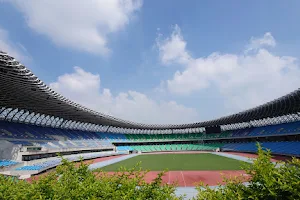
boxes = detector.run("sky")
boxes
[1,0,300,124]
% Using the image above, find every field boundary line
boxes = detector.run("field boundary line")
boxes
[180,171,186,187]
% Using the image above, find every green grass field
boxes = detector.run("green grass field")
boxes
[99,153,247,171]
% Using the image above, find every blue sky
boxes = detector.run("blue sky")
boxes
[1,0,300,124]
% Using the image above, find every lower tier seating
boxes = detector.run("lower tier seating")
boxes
[116,143,222,152]
[117,141,300,156]
[0,160,18,167]
[15,151,123,171]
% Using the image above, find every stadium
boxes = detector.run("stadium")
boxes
[0,50,300,198]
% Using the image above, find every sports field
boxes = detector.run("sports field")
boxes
[100,153,247,171]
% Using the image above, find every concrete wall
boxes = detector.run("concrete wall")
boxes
[50,134,66,141]
[0,140,20,160]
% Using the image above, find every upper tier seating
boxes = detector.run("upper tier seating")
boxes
[122,121,300,141]
[9,140,33,146]
[1,119,300,158]
[0,121,114,150]
[97,133,127,141]
[1,121,300,148]
[222,141,300,156]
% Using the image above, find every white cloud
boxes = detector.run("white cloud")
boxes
[50,67,198,124]
[156,25,191,65]
[10,0,142,56]
[157,25,300,113]
[0,27,29,62]
[245,32,276,53]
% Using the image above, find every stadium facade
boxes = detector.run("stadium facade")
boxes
[1,50,300,177]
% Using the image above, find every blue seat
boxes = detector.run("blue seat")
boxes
[0,160,18,167]
[222,141,300,156]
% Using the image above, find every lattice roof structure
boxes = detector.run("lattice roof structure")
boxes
[1,50,300,131]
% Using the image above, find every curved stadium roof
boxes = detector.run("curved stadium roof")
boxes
[1,50,300,130]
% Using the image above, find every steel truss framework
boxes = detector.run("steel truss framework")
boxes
[1,50,300,133]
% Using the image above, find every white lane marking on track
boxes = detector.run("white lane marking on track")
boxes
[181,171,186,187]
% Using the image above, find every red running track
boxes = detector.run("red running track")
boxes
[105,170,249,187]
[31,152,288,186]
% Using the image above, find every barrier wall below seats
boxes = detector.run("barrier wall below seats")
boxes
[0,140,20,160]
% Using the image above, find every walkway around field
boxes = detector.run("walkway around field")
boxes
[175,182,251,199]
[224,152,291,162]
[211,152,285,167]
[210,152,254,163]
[88,154,139,170]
